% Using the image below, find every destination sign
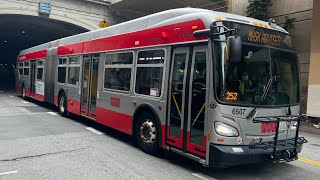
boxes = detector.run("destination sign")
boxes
[248,30,281,46]
[39,3,51,15]
[214,21,293,50]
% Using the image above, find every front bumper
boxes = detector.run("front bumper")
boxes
[209,140,303,168]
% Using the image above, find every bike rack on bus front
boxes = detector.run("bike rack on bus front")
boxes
[249,115,308,163]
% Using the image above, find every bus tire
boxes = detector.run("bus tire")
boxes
[58,93,68,117]
[21,85,26,99]
[136,113,160,155]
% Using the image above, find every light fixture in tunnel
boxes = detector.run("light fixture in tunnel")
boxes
[4,40,7,43]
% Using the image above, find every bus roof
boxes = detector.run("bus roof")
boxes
[19,8,288,56]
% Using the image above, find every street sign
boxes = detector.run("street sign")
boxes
[99,20,109,28]
[39,3,51,15]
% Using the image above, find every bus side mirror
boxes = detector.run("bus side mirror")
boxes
[226,36,242,63]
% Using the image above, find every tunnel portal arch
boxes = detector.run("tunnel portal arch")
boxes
[0,13,90,90]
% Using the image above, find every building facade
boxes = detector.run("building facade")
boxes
[307,0,320,117]
[229,0,314,114]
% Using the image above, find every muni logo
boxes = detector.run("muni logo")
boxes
[110,97,120,108]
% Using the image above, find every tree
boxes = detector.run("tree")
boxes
[246,0,273,21]
[283,16,296,32]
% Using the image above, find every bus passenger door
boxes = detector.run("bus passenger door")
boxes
[186,46,208,158]
[30,61,36,96]
[167,46,208,158]
[167,47,190,149]
[80,54,99,119]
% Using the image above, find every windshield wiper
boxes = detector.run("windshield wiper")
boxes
[275,75,292,115]
[274,58,292,116]
[247,76,274,118]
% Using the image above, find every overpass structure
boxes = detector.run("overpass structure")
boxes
[0,0,117,30]
[0,0,229,89]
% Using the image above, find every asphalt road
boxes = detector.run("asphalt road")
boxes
[0,91,319,180]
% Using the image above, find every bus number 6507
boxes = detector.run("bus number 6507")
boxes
[232,108,246,115]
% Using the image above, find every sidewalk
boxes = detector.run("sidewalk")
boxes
[300,121,320,135]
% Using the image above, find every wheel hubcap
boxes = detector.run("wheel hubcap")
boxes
[140,120,156,145]
[60,97,65,113]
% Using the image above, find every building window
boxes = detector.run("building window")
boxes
[36,59,44,80]
[67,56,80,85]
[135,49,165,97]
[104,52,133,91]
[18,62,24,75]
[58,57,67,83]
[24,62,30,76]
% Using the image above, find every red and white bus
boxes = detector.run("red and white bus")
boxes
[16,8,307,167]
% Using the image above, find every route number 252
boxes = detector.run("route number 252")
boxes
[226,91,238,101]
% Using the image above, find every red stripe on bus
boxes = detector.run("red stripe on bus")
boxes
[58,19,206,56]
[18,50,47,61]
[96,107,133,135]
[34,93,45,102]
[67,99,81,115]
[25,88,30,96]
[54,96,58,106]
[16,86,21,94]
[161,125,166,148]
[57,42,84,57]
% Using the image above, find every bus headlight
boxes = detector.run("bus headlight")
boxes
[215,122,239,137]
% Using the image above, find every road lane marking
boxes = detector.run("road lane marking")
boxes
[9,96,14,98]
[192,172,217,180]
[0,170,18,176]
[22,101,29,104]
[86,127,104,135]
[0,112,55,117]
[298,157,320,166]
[47,112,58,115]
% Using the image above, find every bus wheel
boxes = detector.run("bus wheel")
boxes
[58,93,68,117]
[21,86,26,99]
[136,113,160,155]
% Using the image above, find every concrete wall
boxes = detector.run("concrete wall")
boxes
[307,0,320,117]
[0,0,118,30]
[270,0,313,113]
[228,0,248,16]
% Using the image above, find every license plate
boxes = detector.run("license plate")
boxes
[261,122,288,133]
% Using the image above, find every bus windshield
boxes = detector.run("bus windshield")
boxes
[214,22,300,106]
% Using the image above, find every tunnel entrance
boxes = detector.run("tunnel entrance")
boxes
[0,14,88,90]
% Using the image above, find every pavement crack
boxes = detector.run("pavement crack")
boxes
[0,147,89,162]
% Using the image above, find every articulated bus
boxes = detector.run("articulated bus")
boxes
[16,8,307,167]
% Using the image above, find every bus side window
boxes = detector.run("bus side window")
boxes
[19,62,24,76]
[104,52,133,92]
[67,56,80,86]
[58,58,67,84]
[36,59,44,81]
[135,49,165,97]
[24,62,30,76]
